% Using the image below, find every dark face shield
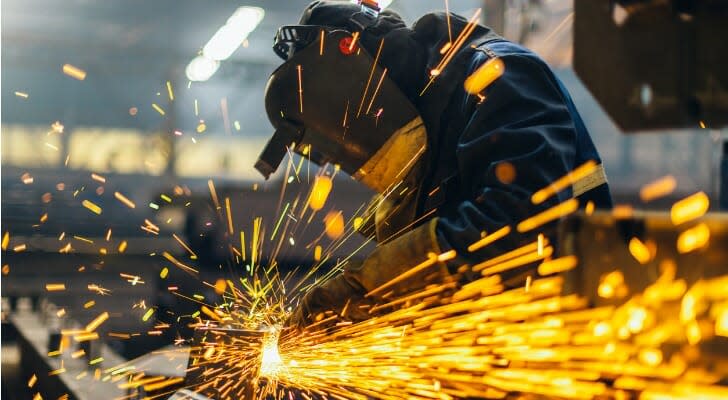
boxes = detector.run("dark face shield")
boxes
[256,27,426,186]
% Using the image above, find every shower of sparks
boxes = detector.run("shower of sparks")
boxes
[82,159,726,400]
[114,248,728,400]
[16,153,728,400]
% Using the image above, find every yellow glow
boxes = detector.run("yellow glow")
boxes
[680,293,697,322]
[82,200,102,215]
[686,321,701,345]
[468,226,511,252]
[531,161,598,205]
[517,199,579,233]
[260,331,283,377]
[324,211,345,240]
[676,223,710,254]
[593,322,612,337]
[152,103,166,116]
[640,175,677,202]
[203,346,215,360]
[214,279,227,295]
[628,237,651,264]
[627,307,648,333]
[45,283,66,292]
[114,191,136,209]
[314,245,322,262]
[670,191,709,225]
[585,201,595,215]
[62,63,87,80]
[716,309,728,337]
[464,57,505,94]
[537,255,578,276]
[638,348,663,366]
[85,312,109,332]
[309,176,333,211]
[141,308,154,322]
[495,161,516,184]
[598,282,615,298]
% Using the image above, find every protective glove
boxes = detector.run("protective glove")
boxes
[285,218,449,331]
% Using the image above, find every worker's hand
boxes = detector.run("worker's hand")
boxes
[284,218,450,332]
[284,261,374,331]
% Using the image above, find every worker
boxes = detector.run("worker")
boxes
[257,0,612,329]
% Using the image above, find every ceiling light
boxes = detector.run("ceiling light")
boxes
[185,56,220,82]
[202,6,265,61]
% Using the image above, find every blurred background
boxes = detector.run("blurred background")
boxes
[2,0,726,399]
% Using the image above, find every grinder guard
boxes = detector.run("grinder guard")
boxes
[256,29,425,180]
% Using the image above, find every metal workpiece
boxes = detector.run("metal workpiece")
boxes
[558,211,728,362]
[558,211,728,301]
[573,0,728,131]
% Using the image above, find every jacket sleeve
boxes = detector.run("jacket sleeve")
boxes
[435,52,581,274]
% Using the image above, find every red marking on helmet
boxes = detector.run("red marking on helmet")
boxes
[339,37,358,55]
[359,0,381,10]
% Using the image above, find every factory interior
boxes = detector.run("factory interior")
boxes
[2,0,727,399]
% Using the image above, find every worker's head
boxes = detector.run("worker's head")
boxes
[296,1,428,98]
[255,0,428,193]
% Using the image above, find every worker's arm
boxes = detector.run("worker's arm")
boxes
[435,51,581,271]
[285,218,448,329]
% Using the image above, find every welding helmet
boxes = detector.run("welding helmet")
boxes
[255,0,427,193]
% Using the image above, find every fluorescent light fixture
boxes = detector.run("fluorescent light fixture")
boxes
[186,56,220,82]
[203,6,265,61]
